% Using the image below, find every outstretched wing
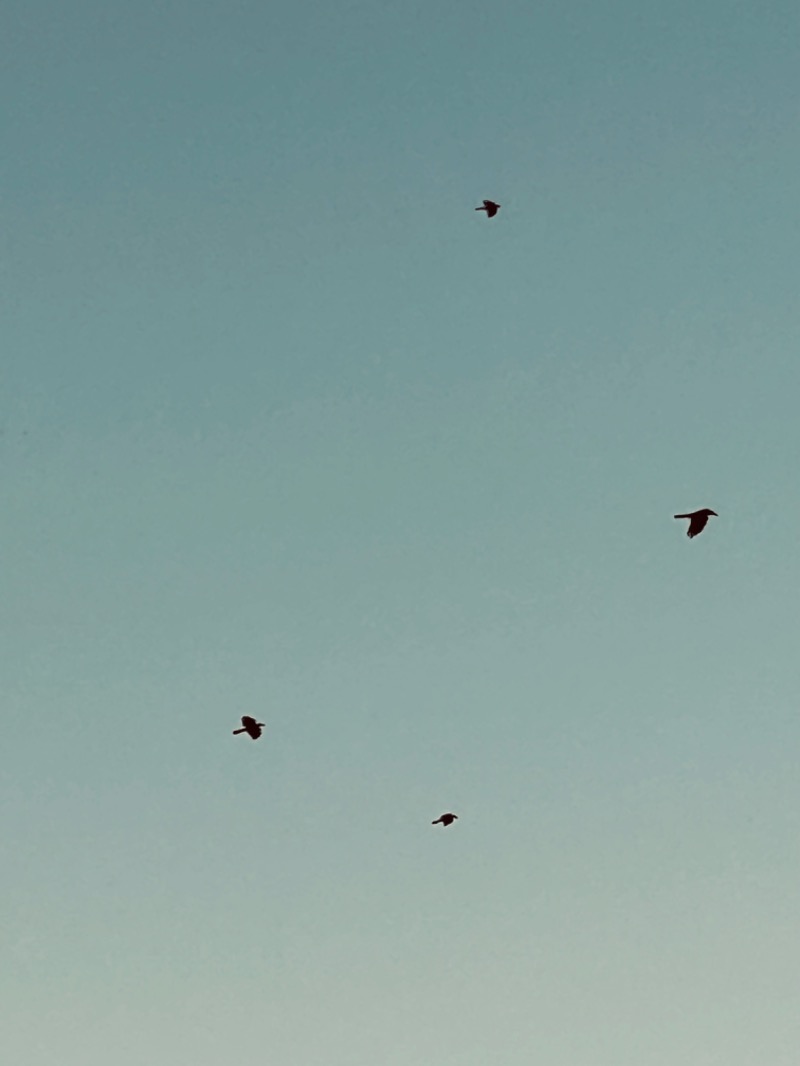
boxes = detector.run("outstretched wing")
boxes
[241,715,257,727]
[687,513,709,538]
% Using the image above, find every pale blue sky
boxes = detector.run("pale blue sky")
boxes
[4,1,800,1063]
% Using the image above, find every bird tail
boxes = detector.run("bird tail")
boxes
[674,514,691,519]
[232,728,246,734]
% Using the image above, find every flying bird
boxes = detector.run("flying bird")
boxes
[475,199,500,218]
[674,508,718,539]
[432,813,458,827]
[232,715,265,740]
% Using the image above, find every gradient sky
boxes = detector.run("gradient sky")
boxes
[4,1,800,1063]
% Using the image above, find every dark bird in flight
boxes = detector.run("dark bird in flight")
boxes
[475,199,500,218]
[432,813,458,827]
[232,715,265,740]
[674,508,718,539]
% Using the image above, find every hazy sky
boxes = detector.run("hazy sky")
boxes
[4,1,800,1063]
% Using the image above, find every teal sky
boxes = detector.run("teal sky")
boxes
[5,1,800,1063]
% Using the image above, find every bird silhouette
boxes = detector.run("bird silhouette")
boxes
[432,813,458,826]
[232,715,265,740]
[475,199,500,218]
[674,508,718,539]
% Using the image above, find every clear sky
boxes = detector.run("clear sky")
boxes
[4,1,800,1063]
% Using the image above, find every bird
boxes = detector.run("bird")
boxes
[475,199,500,218]
[674,508,718,539]
[232,715,265,740]
[432,813,458,827]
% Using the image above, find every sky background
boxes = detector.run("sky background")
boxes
[4,1,800,1063]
